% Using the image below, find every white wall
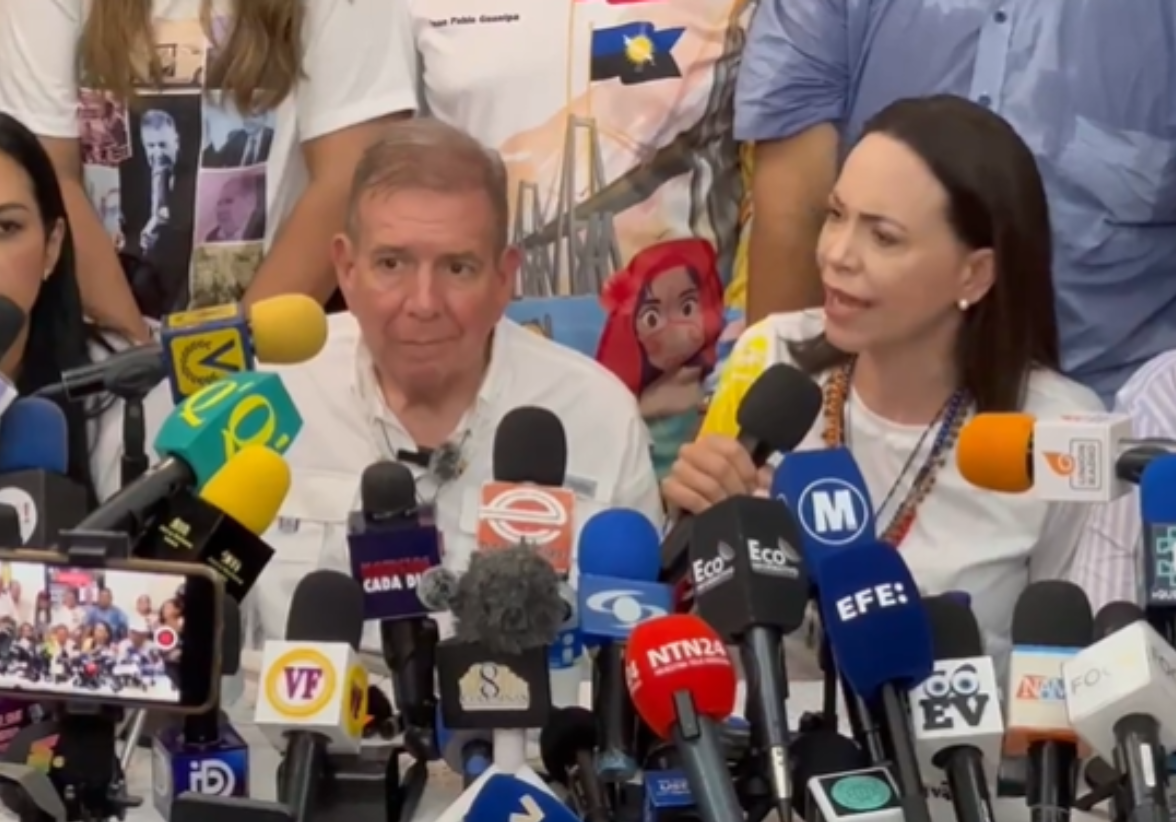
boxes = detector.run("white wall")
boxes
[1,561,184,617]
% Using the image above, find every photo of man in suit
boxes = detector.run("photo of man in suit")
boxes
[202,109,274,168]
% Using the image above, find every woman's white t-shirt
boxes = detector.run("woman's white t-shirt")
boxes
[0,0,416,317]
[709,310,1108,678]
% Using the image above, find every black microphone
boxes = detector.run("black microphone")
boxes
[660,363,822,583]
[539,707,613,822]
[689,495,810,820]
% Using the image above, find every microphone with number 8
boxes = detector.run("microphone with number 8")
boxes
[254,571,369,820]
[689,494,810,820]
[346,460,442,760]
[1063,601,1176,822]
[576,507,671,783]
[816,541,934,822]
[908,595,1002,822]
[83,371,302,533]
[625,613,742,822]
[1004,580,1094,822]
[477,407,574,574]
[34,295,327,404]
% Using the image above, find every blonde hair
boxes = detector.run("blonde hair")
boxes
[346,118,510,250]
[79,0,305,114]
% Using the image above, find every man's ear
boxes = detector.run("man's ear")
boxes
[333,232,357,293]
[495,246,521,308]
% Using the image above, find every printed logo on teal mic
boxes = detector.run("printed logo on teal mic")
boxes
[153,372,302,488]
[830,774,894,811]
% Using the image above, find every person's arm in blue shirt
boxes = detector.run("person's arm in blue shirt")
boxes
[735,0,848,321]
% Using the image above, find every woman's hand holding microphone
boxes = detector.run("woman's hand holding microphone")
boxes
[661,434,774,515]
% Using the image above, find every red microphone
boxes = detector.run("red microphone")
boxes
[625,615,743,822]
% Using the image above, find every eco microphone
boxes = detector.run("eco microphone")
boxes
[661,362,823,582]
[1138,457,1176,642]
[254,571,368,821]
[152,599,248,816]
[908,596,1002,822]
[688,494,810,820]
[133,446,285,600]
[1005,580,1095,822]
[577,507,670,782]
[436,544,565,772]
[34,295,328,403]
[348,461,442,760]
[957,412,1175,502]
[1063,601,1175,822]
[477,407,574,573]
[0,398,88,545]
[82,371,302,533]
[539,707,612,822]
[464,773,579,822]
[817,541,935,822]
[625,614,742,822]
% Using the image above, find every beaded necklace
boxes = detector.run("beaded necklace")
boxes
[820,360,969,547]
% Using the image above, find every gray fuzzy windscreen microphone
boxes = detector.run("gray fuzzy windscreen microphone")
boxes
[451,545,565,654]
[416,566,460,612]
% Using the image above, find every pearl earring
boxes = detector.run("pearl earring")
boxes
[957,298,969,311]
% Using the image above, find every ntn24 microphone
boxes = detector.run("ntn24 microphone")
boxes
[578,574,672,643]
[1062,620,1176,761]
[908,656,1004,787]
[771,447,878,554]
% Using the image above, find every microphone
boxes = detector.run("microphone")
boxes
[1064,601,1173,822]
[538,707,612,822]
[625,613,742,822]
[35,294,327,403]
[151,599,247,813]
[817,541,934,822]
[348,461,442,759]
[576,507,670,782]
[792,730,901,822]
[133,446,285,599]
[688,495,810,819]
[1005,580,1094,822]
[465,773,579,822]
[436,544,565,773]
[477,407,575,573]
[957,412,1168,502]
[254,571,368,819]
[0,398,88,545]
[417,566,460,613]
[643,769,697,821]
[1138,457,1176,642]
[437,709,493,789]
[909,596,1002,822]
[661,362,823,582]
[81,370,302,532]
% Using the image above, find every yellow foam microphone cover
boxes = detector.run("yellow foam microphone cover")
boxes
[247,294,328,364]
[199,445,292,535]
[956,412,1035,493]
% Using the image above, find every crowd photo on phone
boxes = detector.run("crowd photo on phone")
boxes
[0,562,186,702]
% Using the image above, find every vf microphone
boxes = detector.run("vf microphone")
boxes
[36,294,327,403]
[689,494,810,820]
[0,398,88,544]
[577,507,670,782]
[625,614,742,822]
[477,407,574,572]
[538,707,612,822]
[254,571,369,820]
[1005,580,1094,822]
[1138,457,1176,642]
[909,596,1002,822]
[1064,601,1175,822]
[817,541,934,822]
[349,460,442,760]
[133,446,285,599]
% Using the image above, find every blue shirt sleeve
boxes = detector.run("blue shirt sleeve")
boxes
[734,0,850,142]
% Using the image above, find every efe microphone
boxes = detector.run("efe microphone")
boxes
[625,614,742,822]
[689,494,810,820]
[909,596,1002,822]
[1063,601,1174,822]
[1005,580,1094,822]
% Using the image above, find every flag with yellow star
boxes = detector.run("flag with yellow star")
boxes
[589,22,684,85]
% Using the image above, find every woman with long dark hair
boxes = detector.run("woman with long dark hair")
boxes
[665,96,1116,665]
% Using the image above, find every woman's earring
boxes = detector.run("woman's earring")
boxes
[957,298,970,311]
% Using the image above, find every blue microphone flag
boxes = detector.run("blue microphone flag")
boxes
[771,447,876,563]
[818,540,933,701]
[346,512,442,621]
[466,774,578,821]
[0,399,69,474]
[1140,455,1176,605]
[577,573,672,643]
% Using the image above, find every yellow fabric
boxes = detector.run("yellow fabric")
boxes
[697,321,774,438]
[723,142,755,310]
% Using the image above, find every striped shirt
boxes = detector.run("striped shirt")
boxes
[1071,353,1176,611]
